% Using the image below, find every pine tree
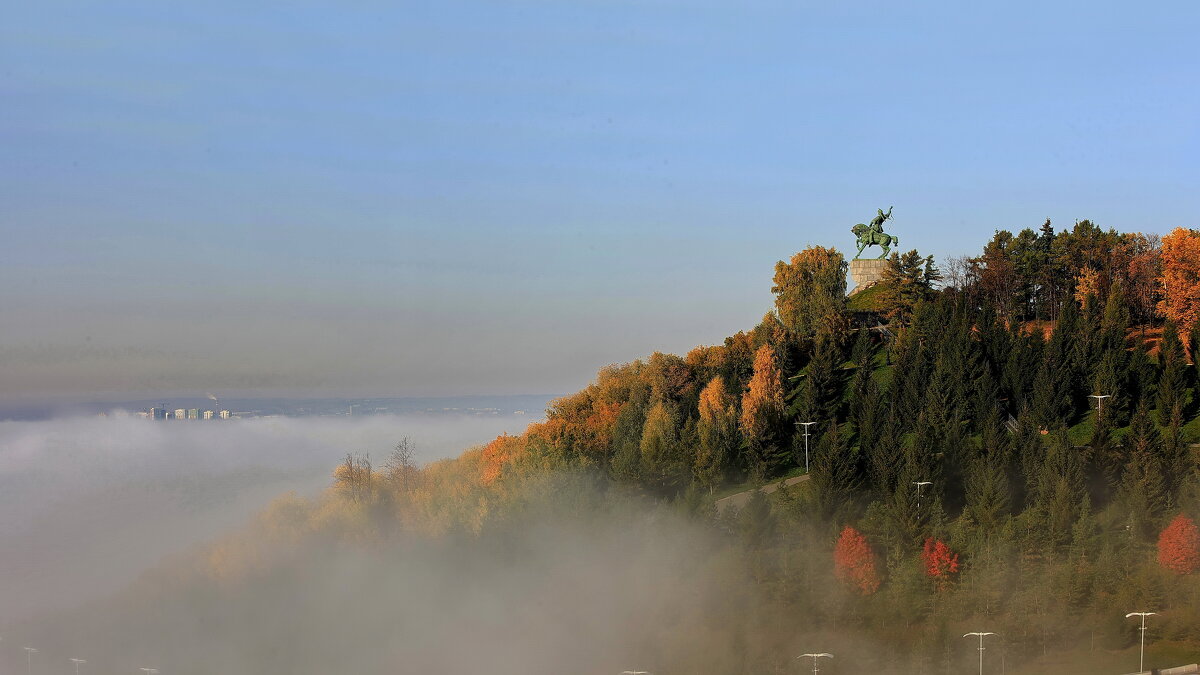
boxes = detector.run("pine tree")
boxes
[1118,419,1168,541]
[808,422,861,525]
[1161,403,1191,499]
[965,447,1011,534]
[795,332,843,424]
[1158,322,1188,426]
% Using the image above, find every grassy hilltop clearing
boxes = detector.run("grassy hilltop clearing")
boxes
[17,222,1200,675]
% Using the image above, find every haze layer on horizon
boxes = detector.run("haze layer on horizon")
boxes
[3,1,1196,404]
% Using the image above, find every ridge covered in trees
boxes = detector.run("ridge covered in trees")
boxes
[24,222,1200,675]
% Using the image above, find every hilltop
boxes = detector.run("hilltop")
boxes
[13,221,1200,675]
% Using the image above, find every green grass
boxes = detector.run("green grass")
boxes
[846,282,888,312]
[1008,639,1200,675]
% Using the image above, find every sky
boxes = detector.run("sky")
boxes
[2,0,1197,404]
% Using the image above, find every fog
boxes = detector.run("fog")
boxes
[0,413,536,625]
[5,473,781,675]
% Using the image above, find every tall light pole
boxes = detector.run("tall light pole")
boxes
[963,632,995,675]
[1126,611,1157,672]
[913,481,932,514]
[24,647,37,675]
[798,652,833,675]
[70,659,86,675]
[139,668,159,675]
[796,421,817,472]
[1088,394,1112,420]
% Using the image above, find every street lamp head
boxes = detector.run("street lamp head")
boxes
[963,632,995,637]
[914,481,932,486]
[1126,612,1158,618]
[799,653,834,658]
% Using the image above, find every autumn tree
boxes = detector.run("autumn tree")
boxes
[694,376,739,491]
[921,537,960,590]
[1158,513,1200,574]
[1159,228,1200,334]
[834,526,881,595]
[640,400,685,491]
[740,344,787,478]
[772,246,848,337]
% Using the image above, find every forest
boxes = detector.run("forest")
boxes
[19,221,1200,675]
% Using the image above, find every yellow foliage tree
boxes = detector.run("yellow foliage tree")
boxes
[772,246,847,336]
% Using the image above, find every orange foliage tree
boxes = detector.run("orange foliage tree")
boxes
[921,538,960,590]
[695,376,739,489]
[1158,513,1200,575]
[833,526,881,595]
[1158,228,1200,334]
[479,434,526,485]
[740,345,786,475]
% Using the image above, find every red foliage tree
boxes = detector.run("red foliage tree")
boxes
[921,538,960,590]
[1158,513,1200,575]
[834,526,881,595]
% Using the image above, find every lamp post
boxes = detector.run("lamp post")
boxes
[798,652,833,675]
[796,421,817,472]
[1126,611,1157,672]
[24,647,37,675]
[1088,393,1112,420]
[70,659,86,675]
[913,481,932,515]
[962,632,995,675]
[139,668,159,675]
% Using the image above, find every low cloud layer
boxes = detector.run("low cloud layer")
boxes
[0,413,534,624]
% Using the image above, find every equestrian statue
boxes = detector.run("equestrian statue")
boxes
[851,206,899,259]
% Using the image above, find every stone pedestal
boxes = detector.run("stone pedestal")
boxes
[849,258,889,296]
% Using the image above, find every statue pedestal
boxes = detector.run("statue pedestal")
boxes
[849,259,889,296]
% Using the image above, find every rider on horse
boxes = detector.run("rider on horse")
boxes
[869,206,892,235]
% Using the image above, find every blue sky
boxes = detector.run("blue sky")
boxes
[1,1,1197,403]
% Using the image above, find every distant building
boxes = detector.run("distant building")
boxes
[202,410,214,420]
[187,408,199,420]
[219,410,231,419]
[174,408,187,420]
[151,407,167,420]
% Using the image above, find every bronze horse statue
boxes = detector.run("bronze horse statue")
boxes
[852,207,898,259]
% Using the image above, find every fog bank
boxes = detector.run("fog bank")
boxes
[0,412,535,623]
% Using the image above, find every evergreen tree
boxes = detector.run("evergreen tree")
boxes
[1158,321,1188,425]
[965,447,1011,535]
[1118,433,1168,542]
[807,422,861,526]
[794,332,843,424]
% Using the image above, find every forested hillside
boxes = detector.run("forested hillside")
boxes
[21,222,1200,675]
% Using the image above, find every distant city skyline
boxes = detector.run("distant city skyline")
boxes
[2,1,1196,404]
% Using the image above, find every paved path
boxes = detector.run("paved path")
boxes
[715,474,809,512]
